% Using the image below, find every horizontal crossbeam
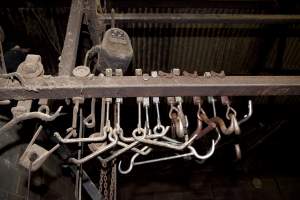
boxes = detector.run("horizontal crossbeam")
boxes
[99,13,300,24]
[0,76,299,100]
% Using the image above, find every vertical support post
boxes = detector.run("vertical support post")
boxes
[58,0,84,76]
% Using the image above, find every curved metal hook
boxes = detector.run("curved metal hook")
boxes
[232,114,241,135]
[188,140,215,160]
[69,131,118,165]
[200,113,235,135]
[118,139,216,174]
[0,106,63,135]
[149,126,170,139]
[83,98,96,128]
[54,126,110,144]
[38,105,50,115]
[118,153,140,174]
[132,129,197,151]
[238,100,253,125]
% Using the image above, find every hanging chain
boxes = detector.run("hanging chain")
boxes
[109,160,117,200]
[100,162,109,200]
[99,160,117,200]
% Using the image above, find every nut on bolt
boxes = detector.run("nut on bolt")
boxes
[172,68,180,76]
[151,71,158,78]
[135,68,142,76]
[105,68,113,77]
[115,68,123,76]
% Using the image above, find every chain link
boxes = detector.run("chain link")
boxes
[109,161,117,200]
[100,162,109,200]
[99,161,117,200]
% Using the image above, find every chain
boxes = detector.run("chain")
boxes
[109,160,117,200]
[99,162,109,200]
[99,160,117,200]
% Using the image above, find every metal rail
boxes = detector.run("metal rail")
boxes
[98,13,300,24]
[0,76,299,100]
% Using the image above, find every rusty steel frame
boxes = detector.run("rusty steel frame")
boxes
[0,76,299,100]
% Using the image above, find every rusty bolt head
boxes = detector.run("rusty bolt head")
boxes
[142,73,150,81]
[105,68,113,77]
[172,68,180,76]
[151,71,158,78]
[135,69,142,76]
[115,68,123,76]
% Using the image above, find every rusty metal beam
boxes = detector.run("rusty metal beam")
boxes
[58,0,83,76]
[98,13,300,24]
[0,76,299,100]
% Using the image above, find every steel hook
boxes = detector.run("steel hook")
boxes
[118,140,216,174]
[238,100,253,125]
[69,130,118,165]
[83,98,96,128]
[0,106,63,135]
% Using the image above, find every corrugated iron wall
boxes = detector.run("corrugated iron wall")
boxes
[114,7,300,76]
[111,7,300,104]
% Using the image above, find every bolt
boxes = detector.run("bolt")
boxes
[105,68,113,77]
[172,68,180,76]
[115,68,123,76]
[29,152,38,162]
[142,73,150,81]
[135,69,142,76]
[151,71,158,78]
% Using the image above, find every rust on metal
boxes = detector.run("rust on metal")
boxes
[0,75,299,100]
